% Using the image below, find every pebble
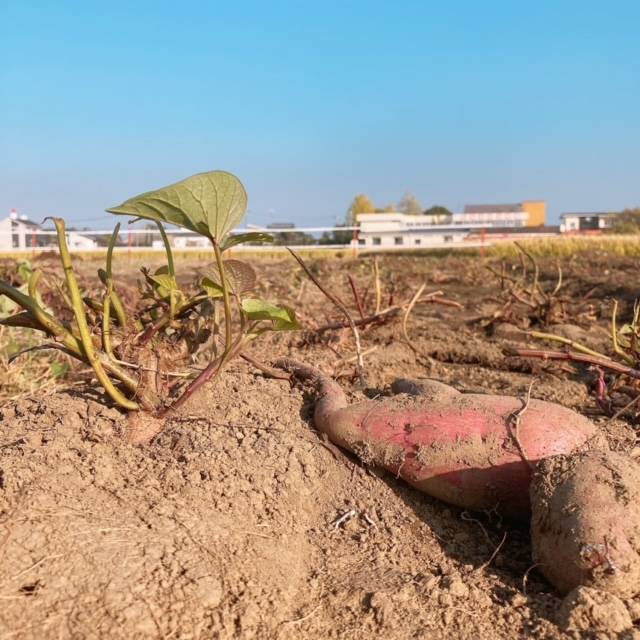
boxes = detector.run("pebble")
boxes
[442,575,469,598]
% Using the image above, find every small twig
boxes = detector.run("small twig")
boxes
[314,307,401,332]
[402,283,427,356]
[373,257,382,315]
[591,366,612,415]
[550,263,563,297]
[611,300,636,365]
[508,284,538,309]
[331,509,357,529]
[337,346,378,363]
[522,563,542,595]
[509,380,535,469]
[486,264,519,286]
[296,279,307,303]
[514,242,540,303]
[460,511,491,545]
[362,512,377,528]
[477,531,507,571]
[280,604,322,626]
[424,296,463,309]
[529,330,612,360]
[602,393,640,427]
[507,347,640,379]
[288,248,366,386]
[239,352,291,380]
[347,275,366,320]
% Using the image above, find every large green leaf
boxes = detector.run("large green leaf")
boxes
[241,298,301,331]
[106,171,248,242]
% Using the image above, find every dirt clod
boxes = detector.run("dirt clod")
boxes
[557,587,633,636]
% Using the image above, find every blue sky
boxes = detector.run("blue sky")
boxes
[1,1,639,228]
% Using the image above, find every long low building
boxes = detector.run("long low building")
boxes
[355,212,483,248]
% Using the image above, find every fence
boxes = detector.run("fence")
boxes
[0,224,496,257]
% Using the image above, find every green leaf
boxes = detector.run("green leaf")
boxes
[149,273,179,292]
[106,171,247,242]
[0,311,40,329]
[201,277,224,299]
[220,232,273,252]
[202,259,256,296]
[241,298,301,331]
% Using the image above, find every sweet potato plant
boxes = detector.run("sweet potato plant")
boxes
[0,171,300,420]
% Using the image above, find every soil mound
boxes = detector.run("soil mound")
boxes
[1,366,567,639]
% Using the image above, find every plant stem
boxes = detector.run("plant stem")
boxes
[347,275,365,319]
[506,347,640,379]
[611,300,636,365]
[51,217,139,411]
[402,283,427,356]
[213,239,233,358]
[287,247,366,386]
[155,221,177,319]
[315,306,401,332]
[137,295,208,346]
[160,335,246,416]
[373,258,382,315]
[529,331,610,360]
[102,285,114,357]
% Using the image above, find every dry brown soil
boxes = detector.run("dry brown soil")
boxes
[1,252,639,639]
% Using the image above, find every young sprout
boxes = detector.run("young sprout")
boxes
[0,171,301,425]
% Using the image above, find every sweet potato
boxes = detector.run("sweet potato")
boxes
[276,358,597,518]
[531,450,640,597]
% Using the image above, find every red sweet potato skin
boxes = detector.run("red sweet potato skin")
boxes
[530,450,640,597]
[274,360,597,518]
[319,393,597,517]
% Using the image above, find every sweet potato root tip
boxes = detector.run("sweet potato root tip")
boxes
[274,358,348,430]
[531,450,640,597]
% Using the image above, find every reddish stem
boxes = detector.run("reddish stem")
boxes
[347,275,366,320]
[506,348,640,379]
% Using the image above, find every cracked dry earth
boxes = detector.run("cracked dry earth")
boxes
[1,253,640,639]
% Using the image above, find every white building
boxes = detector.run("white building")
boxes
[0,210,42,251]
[0,210,98,251]
[560,212,616,233]
[66,231,98,250]
[356,212,479,248]
[164,234,210,249]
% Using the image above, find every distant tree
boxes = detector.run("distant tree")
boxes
[318,225,353,245]
[375,204,396,213]
[272,230,315,246]
[346,194,375,226]
[398,192,422,215]
[611,208,640,234]
[423,205,452,217]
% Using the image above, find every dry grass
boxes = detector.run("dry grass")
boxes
[0,246,355,262]
[0,326,72,405]
[487,235,640,258]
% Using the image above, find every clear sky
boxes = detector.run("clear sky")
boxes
[1,1,639,229]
